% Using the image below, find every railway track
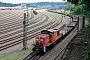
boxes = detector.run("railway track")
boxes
[0,11,49,51]
[0,14,41,33]
[0,10,69,60]
[0,14,55,51]
[23,51,41,60]
[0,10,34,34]
[19,10,70,60]
[0,10,62,51]
[0,12,43,39]
[0,14,48,44]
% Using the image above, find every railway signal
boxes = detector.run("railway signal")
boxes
[23,8,28,50]
[23,7,37,50]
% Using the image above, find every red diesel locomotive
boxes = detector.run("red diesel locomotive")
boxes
[32,28,63,53]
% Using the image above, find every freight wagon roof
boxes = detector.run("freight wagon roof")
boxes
[60,26,74,35]
[67,22,77,27]
[61,26,73,30]
[60,26,73,31]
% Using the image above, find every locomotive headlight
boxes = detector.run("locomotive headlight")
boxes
[41,39,43,41]
[36,49,39,51]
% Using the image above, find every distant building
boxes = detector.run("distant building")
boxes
[0,7,6,10]
[0,6,23,10]
[21,4,26,8]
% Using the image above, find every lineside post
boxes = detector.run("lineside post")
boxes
[77,16,79,31]
[23,10,28,50]
[82,15,85,28]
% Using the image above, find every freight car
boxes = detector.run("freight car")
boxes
[32,21,77,53]
[33,10,38,15]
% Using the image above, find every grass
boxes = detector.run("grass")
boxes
[56,13,62,18]
[0,32,9,36]
[0,50,26,60]
[0,44,32,60]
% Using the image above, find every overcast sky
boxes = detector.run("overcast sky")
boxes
[0,0,67,4]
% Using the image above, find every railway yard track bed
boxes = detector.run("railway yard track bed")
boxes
[0,9,65,56]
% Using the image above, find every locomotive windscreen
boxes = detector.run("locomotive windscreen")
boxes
[41,30,49,34]
[41,30,54,34]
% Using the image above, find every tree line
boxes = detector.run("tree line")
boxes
[62,0,90,20]
[0,1,19,7]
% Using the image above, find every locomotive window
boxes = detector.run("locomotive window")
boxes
[36,37,39,39]
[41,31,48,34]
[36,38,39,40]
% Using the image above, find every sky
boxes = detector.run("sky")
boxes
[0,0,67,4]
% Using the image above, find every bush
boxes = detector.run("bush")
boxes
[72,4,87,15]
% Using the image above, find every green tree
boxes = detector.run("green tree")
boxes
[61,2,75,13]
[73,4,87,15]
[67,0,90,11]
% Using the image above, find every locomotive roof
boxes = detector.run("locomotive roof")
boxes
[47,29,54,32]
[42,28,58,33]
[36,34,49,38]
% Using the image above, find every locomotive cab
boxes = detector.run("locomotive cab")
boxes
[35,34,50,46]
[32,28,60,53]
[33,34,50,53]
